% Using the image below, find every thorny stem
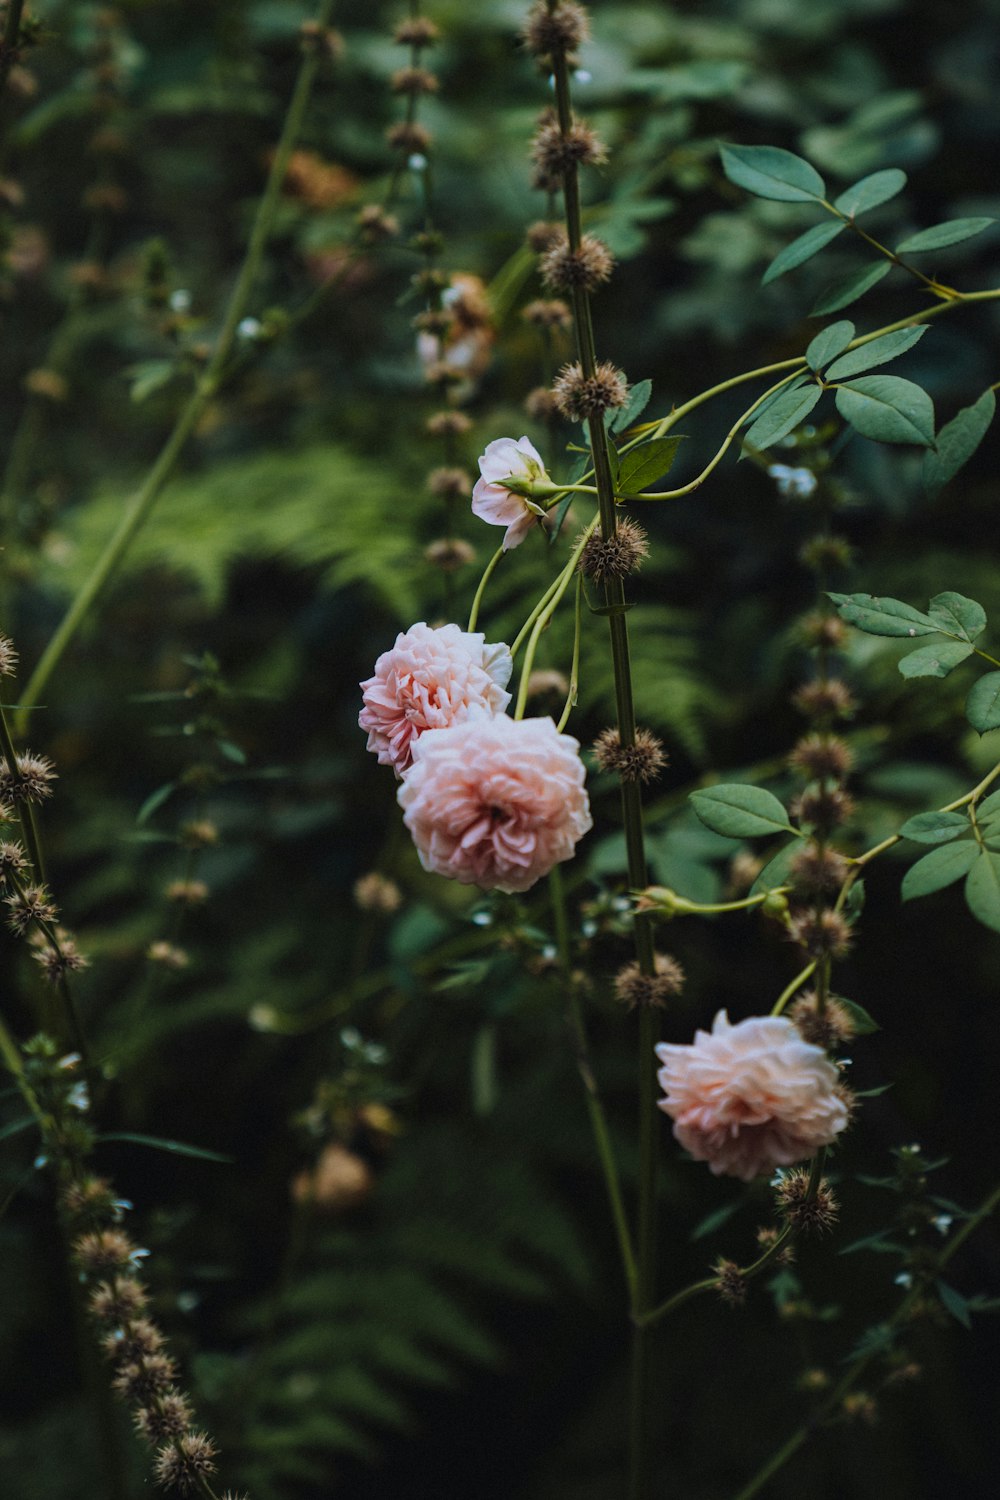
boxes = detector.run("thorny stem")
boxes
[548,31,659,1500]
[15,0,339,736]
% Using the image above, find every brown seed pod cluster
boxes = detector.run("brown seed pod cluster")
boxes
[579,519,649,583]
[553,360,627,420]
[592,725,666,784]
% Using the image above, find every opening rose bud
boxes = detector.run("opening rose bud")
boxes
[472,435,552,550]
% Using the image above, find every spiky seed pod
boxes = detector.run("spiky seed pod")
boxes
[146,941,190,969]
[775,1168,840,1234]
[791,678,857,720]
[553,360,627,420]
[788,843,849,896]
[427,466,472,499]
[386,120,431,154]
[713,1258,747,1306]
[356,204,399,241]
[89,1277,148,1325]
[101,1318,164,1365]
[0,636,16,676]
[530,117,607,186]
[74,1229,139,1277]
[799,534,852,571]
[165,880,208,906]
[394,17,440,47]
[0,751,56,803]
[786,906,854,960]
[5,884,58,935]
[592,726,666,784]
[525,669,569,702]
[391,65,438,95]
[426,409,472,437]
[133,1393,194,1446]
[299,22,343,59]
[33,936,89,983]
[522,1,590,57]
[61,1175,116,1226]
[524,386,561,422]
[580,519,649,583]
[790,991,858,1050]
[412,308,453,336]
[726,851,763,897]
[613,953,685,1010]
[525,219,566,253]
[788,732,853,781]
[423,361,466,390]
[540,234,614,293]
[179,820,218,849]
[522,297,572,330]
[842,1392,879,1425]
[153,1432,218,1494]
[424,538,476,572]
[0,840,28,882]
[791,783,857,834]
[800,611,847,649]
[353,872,403,913]
[113,1352,179,1406]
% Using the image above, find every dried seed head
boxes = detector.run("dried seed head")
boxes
[530,117,607,187]
[146,941,190,970]
[426,409,472,438]
[0,636,17,677]
[0,752,57,804]
[356,203,400,241]
[791,678,857,721]
[791,783,857,834]
[713,1257,747,1307]
[0,840,28,882]
[592,726,666,784]
[394,17,440,48]
[90,1277,148,1325]
[413,308,453,336]
[526,219,566,253]
[386,120,431,154]
[841,1392,879,1425]
[726,851,764,897]
[74,1229,139,1278]
[353,872,403,913]
[786,906,854,960]
[291,1141,373,1214]
[134,1392,194,1446]
[165,880,208,906]
[540,234,614,293]
[800,534,853,571]
[24,368,69,401]
[391,65,438,95]
[153,1431,218,1494]
[33,932,89,983]
[775,1168,840,1234]
[522,297,572,330]
[579,519,649,583]
[113,1352,179,1406]
[427,465,472,499]
[788,733,853,781]
[800,611,847,650]
[299,21,344,59]
[525,668,569,702]
[62,1175,116,1225]
[101,1318,164,1366]
[524,385,561,423]
[423,360,466,390]
[5,883,58,935]
[787,843,849,896]
[424,538,476,572]
[179,819,218,849]
[522,1,590,58]
[613,953,685,1010]
[553,360,627,420]
[789,991,858,1050]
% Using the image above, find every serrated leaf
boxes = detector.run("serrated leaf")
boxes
[825,325,928,381]
[136,781,178,825]
[609,378,652,433]
[924,390,996,493]
[899,811,970,844]
[689,784,794,839]
[720,143,826,203]
[762,220,845,285]
[834,169,907,218]
[964,851,1000,933]
[806,320,855,372]
[898,640,973,678]
[936,1280,972,1329]
[811,261,890,316]
[616,436,684,492]
[839,998,880,1035]
[827,591,939,637]
[927,592,987,642]
[835,375,935,446]
[901,839,978,900]
[896,217,996,253]
[966,672,1000,734]
[98,1132,234,1163]
[742,384,823,454]
[749,839,803,897]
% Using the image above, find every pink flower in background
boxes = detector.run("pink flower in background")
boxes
[359,623,512,777]
[655,1011,849,1182]
[472,435,549,550]
[398,714,592,892]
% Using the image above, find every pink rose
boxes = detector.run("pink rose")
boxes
[472,435,549,550]
[398,714,592,893]
[655,1010,849,1182]
[359,623,513,777]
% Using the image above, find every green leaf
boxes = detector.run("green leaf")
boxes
[827,592,940,637]
[927,592,987,642]
[936,1280,972,1329]
[975,790,1000,820]
[844,879,865,920]
[839,998,880,1036]
[750,839,804,897]
[0,1116,38,1145]
[136,782,177,825]
[896,217,996,253]
[128,360,182,404]
[689,784,794,839]
[806,320,855,372]
[899,811,970,844]
[616,436,684,492]
[834,169,907,217]
[691,1199,743,1241]
[811,261,890,316]
[742,384,823,454]
[965,851,1000,933]
[901,840,978,901]
[98,1132,234,1163]
[835,376,935,447]
[609,378,652,433]
[924,390,996,494]
[217,738,248,766]
[966,672,1000,734]
[824,325,928,381]
[720,143,826,203]
[761,220,845,285]
[898,640,973,678]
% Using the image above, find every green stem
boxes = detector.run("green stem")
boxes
[514,518,598,717]
[466,545,505,632]
[556,574,583,732]
[771,960,818,1017]
[15,0,338,735]
[0,0,25,92]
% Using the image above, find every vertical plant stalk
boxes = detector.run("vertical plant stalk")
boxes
[15,0,338,738]
[546,30,659,1499]
[0,0,26,93]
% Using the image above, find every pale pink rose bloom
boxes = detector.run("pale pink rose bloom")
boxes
[655,1010,849,1182]
[472,435,548,550]
[398,714,592,893]
[359,623,513,777]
